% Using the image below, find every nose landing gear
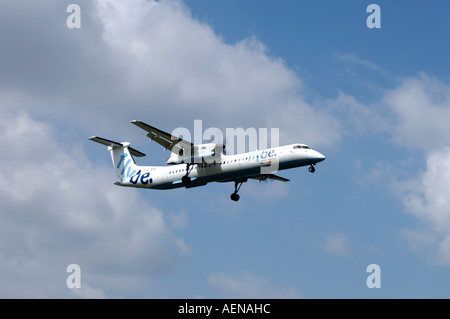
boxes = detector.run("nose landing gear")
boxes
[308,164,316,173]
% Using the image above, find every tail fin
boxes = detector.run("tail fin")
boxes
[89,136,145,182]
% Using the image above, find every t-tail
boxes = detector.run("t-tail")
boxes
[89,136,146,183]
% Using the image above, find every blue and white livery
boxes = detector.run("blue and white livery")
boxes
[89,121,325,201]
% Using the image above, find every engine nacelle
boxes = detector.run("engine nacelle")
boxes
[166,143,225,164]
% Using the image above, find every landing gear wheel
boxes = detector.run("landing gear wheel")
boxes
[230,193,240,201]
[182,175,191,184]
[308,165,316,173]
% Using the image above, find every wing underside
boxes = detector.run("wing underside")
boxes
[249,174,290,182]
[219,174,290,183]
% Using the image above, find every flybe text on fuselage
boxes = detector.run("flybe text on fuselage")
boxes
[128,170,153,185]
[246,149,277,162]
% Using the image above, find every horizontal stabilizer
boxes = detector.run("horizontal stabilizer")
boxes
[249,174,290,182]
[89,136,146,157]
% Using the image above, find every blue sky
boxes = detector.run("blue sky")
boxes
[1,0,450,298]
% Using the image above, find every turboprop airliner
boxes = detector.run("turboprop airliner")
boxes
[89,120,325,201]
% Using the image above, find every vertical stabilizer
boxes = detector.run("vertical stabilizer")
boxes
[89,136,145,183]
[109,143,138,182]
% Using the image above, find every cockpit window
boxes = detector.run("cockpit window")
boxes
[303,145,311,149]
[293,145,303,149]
[293,145,311,149]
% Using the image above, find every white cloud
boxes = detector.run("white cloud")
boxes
[335,52,386,73]
[207,271,302,299]
[319,70,450,265]
[382,73,450,264]
[400,147,450,264]
[92,0,340,147]
[385,72,450,152]
[0,108,189,297]
[96,0,299,104]
[0,0,342,148]
[320,232,350,257]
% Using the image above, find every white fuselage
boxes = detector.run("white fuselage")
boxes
[114,144,325,190]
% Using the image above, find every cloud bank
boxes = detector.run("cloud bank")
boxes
[385,74,450,264]
[0,107,188,298]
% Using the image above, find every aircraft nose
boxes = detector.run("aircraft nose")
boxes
[314,151,326,163]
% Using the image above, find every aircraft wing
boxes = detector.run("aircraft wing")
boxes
[131,120,194,154]
[249,174,290,182]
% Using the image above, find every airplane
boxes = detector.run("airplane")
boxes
[89,120,326,201]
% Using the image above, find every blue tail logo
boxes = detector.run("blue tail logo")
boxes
[117,153,137,181]
[117,153,152,184]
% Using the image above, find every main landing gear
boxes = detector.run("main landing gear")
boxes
[230,179,246,201]
[308,164,316,173]
[182,163,194,184]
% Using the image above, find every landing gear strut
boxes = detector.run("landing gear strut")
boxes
[308,164,316,173]
[230,181,244,201]
[182,163,194,184]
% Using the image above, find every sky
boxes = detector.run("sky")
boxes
[0,0,450,298]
